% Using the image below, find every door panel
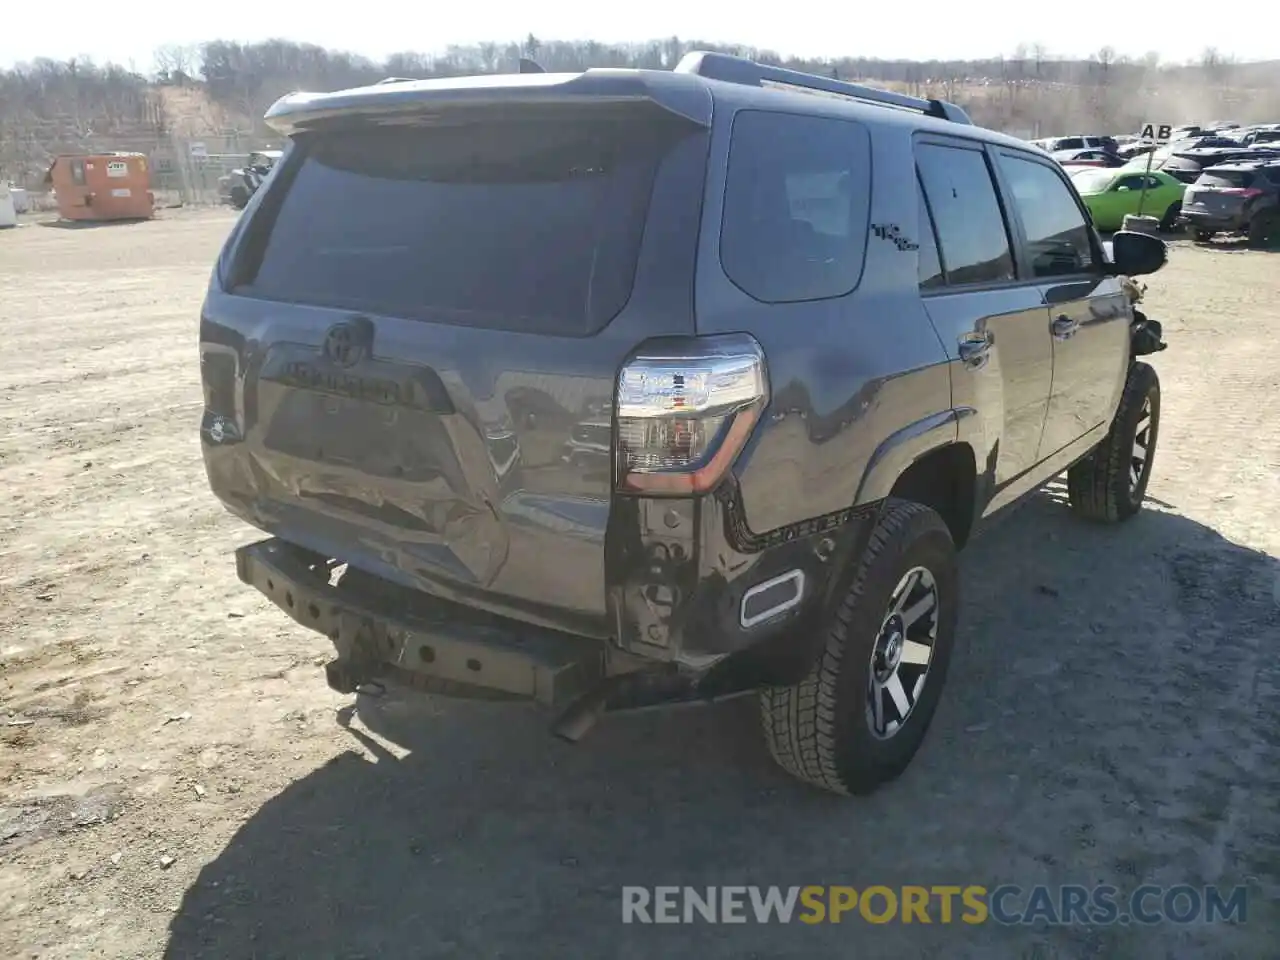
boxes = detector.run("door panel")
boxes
[989,149,1128,462]
[914,140,1054,501]
[923,290,1053,489]
[1037,278,1130,458]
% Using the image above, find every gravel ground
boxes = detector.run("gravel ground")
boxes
[1,211,1276,959]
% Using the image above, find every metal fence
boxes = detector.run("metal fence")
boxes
[1,122,277,208]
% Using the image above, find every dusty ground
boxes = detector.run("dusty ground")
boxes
[0,211,1276,959]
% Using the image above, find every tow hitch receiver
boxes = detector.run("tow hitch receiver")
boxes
[324,658,374,695]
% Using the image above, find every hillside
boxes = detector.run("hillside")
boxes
[2,36,1278,191]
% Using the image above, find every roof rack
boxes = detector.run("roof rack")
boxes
[674,51,972,125]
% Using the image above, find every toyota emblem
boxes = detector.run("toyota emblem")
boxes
[322,320,370,368]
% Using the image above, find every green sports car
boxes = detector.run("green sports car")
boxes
[1069,167,1186,232]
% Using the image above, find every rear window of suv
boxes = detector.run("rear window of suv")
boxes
[1195,170,1256,188]
[719,111,872,302]
[236,115,696,335]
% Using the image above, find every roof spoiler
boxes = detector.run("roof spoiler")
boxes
[378,58,544,85]
[674,50,972,124]
[264,70,713,136]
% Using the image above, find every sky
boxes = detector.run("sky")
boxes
[0,1,1272,70]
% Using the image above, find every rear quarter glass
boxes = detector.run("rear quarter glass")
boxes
[1196,170,1256,188]
[232,115,702,336]
[718,110,872,303]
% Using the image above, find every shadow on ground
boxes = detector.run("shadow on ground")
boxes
[1105,229,1278,253]
[1191,237,1280,254]
[165,487,1279,960]
[36,217,153,230]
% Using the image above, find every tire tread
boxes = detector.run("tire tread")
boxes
[1068,361,1159,523]
[759,499,944,795]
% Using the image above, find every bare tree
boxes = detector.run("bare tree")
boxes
[154,44,197,83]
[1199,47,1237,119]
[1030,43,1047,79]
[1095,46,1116,77]
[8,33,1279,189]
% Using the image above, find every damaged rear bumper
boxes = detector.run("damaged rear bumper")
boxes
[235,538,607,708]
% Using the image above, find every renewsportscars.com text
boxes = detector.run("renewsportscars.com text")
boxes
[621,885,1248,926]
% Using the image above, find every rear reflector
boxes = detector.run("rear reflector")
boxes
[741,569,806,628]
[615,334,768,496]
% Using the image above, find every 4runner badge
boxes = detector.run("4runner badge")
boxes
[871,223,919,252]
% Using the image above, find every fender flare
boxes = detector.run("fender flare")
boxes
[853,408,970,505]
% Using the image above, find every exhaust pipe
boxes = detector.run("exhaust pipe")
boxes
[549,667,699,742]
[550,683,613,742]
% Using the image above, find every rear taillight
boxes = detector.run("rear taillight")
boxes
[615,334,768,496]
[1222,187,1264,198]
[201,350,237,417]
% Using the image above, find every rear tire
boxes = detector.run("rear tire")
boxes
[1159,202,1181,232]
[229,186,250,210]
[759,500,958,796]
[1188,226,1214,243]
[1248,211,1277,248]
[1067,362,1160,523]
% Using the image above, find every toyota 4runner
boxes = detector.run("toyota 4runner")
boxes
[200,52,1169,795]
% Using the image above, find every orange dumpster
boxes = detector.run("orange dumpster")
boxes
[43,153,155,221]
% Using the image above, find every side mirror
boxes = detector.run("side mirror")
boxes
[1107,230,1167,277]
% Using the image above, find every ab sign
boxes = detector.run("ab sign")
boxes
[1138,123,1173,143]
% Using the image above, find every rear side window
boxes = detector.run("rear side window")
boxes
[916,178,945,290]
[1113,175,1148,191]
[1196,170,1256,188]
[720,111,871,303]
[995,153,1097,278]
[239,116,695,335]
[1058,138,1085,151]
[915,143,1015,286]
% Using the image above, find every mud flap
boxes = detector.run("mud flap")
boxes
[1131,311,1167,356]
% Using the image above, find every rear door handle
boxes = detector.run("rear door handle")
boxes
[1052,315,1079,340]
[957,332,993,368]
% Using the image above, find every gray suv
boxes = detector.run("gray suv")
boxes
[200,52,1169,796]
[1180,159,1280,245]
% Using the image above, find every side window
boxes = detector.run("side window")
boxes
[1059,137,1084,151]
[916,177,945,290]
[1113,175,1146,191]
[996,153,1097,279]
[720,111,871,303]
[70,160,86,186]
[915,143,1015,286]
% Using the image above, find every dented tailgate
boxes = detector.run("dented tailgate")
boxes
[200,96,708,635]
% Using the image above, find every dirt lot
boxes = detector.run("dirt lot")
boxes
[1,211,1277,958]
